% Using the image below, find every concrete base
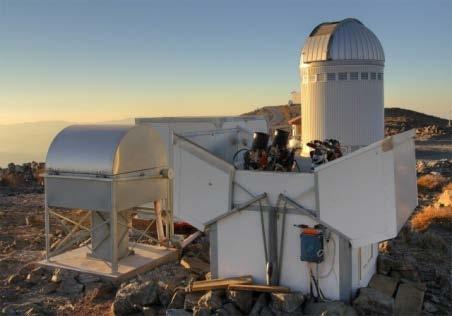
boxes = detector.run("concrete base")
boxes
[39,243,179,281]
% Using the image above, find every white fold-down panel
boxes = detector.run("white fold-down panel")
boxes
[172,135,234,230]
[315,130,417,247]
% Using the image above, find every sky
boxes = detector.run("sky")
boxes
[0,0,451,125]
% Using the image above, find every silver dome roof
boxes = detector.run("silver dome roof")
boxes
[301,18,384,64]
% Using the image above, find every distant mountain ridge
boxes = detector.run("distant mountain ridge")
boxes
[243,105,449,130]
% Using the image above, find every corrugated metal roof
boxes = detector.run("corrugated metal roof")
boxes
[301,18,384,63]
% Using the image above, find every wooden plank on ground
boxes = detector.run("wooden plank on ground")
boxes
[189,276,253,292]
[228,284,290,293]
[193,275,252,285]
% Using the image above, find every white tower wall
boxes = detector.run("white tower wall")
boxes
[301,62,384,152]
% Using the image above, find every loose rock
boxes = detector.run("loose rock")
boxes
[249,293,268,316]
[368,274,399,297]
[157,280,173,307]
[304,300,358,316]
[143,306,157,316]
[166,309,192,316]
[168,290,186,310]
[57,276,84,298]
[184,292,203,310]
[353,287,394,316]
[394,283,425,316]
[77,273,101,284]
[112,280,158,315]
[197,290,223,311]
[7,273,23,285]
[270,292,305,313]
[193,306,211,316]
[227,289,253,314]
[26,266,47,284]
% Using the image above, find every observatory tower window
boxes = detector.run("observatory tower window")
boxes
[302,75,309,83]
[327,73,336,81]
[350,72,359,80]
[309,74,316,82]
[360,72,368,80]
[370,72,377,80]
[378,73,383,80]
[316,73,326,82]
[338,72,347,80]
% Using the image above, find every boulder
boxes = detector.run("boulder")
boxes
[157,280,173,307]
[249,293,268,316]
[112,280,158,315]
[77,273,101,284]
[394,283,425,316]
[353,288,394,316]
[193,306,211,316]
[377,254,396,275]
[215,302,244,316]
[226,289,253,314]
[168,290,186,309]
[197,290,223,310]
[260,306,275,316]
[40,282,59,294]
[166,309,192,316]
[304,300,358,316]
[85,282,115,300]
[142,306,156,316]
[270,292,305,313]
[7,273,23,285]
[368,274,399,297]
[184,292,204,310]
[2,300,46,316]
[377,254,420,282]
[57,276,84,298]
[26,266,47,284]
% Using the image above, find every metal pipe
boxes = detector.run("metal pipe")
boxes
[53,212,90,251]
[44,179,50,261]
[280,194,351,241]
[204,193,267,226]
[111,183,118,274]
[49,211,90,231]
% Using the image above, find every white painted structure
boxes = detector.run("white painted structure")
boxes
[167,128,417,301]
[300,18,385,154]
[136,116,268,224]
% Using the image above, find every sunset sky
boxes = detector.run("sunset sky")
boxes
[0,0,451,124]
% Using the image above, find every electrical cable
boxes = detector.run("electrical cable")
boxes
[318,237,336,279]
[232,148,249,169]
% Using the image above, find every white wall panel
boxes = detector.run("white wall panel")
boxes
[172,138,234,230]
[234,171,316,208]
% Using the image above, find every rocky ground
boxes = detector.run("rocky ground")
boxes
[1,157,451,315]
[1,107,451,315]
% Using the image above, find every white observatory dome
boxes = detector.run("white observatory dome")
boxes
[301,18,385,63]
[300,18,385,154]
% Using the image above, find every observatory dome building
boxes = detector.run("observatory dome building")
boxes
[300,18,385,153]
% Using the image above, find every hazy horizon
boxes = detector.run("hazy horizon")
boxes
[1,0,451,166]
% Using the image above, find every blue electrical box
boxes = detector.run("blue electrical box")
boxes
[300,230,324,263]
